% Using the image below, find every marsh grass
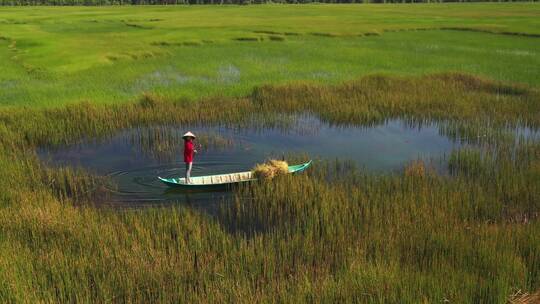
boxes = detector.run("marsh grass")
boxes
[40,165,110,205]
[0,73,539,302]
[218,144,540,302]
[1,73,537,150]
[252,73,540,127]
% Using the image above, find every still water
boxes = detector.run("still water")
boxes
[39,116,464,208]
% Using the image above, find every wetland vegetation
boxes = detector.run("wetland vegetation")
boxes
[1,73,540,302]
[0,3,539,303]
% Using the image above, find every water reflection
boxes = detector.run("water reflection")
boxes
[38,115,537,209]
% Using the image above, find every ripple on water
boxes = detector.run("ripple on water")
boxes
[38,116,539,209]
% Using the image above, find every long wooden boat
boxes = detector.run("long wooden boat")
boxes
[158,160,312,190]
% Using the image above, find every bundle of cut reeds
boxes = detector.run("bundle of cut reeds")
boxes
[252,159,289,180]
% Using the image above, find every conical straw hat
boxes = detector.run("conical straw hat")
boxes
[182,131,196,139]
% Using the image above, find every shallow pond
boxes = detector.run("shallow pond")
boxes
[39,116,477,209]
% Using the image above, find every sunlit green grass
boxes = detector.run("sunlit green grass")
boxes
[0,3,539,106]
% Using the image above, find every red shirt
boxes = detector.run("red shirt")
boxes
[184,140,194,163]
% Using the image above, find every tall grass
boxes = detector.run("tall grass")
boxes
[0,73,539,302]
[0,147,538,302]
[1,73,538,149]
[220,147,539,302]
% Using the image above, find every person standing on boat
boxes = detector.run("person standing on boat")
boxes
[183,132,197,184]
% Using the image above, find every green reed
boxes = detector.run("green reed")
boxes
[0,73,539,302]
[1,73,538,150]
[220,143,539,302]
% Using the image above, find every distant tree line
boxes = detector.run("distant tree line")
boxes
[0,0,535,5]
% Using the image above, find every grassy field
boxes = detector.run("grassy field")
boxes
[0,3,540,303]
[0,3,539,106]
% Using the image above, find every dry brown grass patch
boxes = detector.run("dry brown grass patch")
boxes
[252,160,289,180]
